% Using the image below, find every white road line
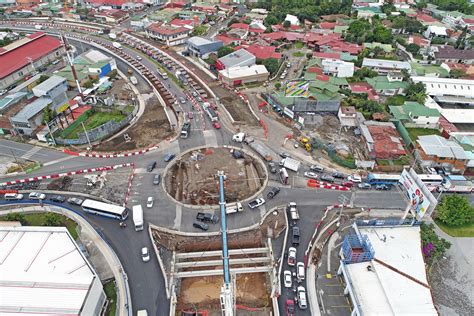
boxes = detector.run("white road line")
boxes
[173,204,182,230]
[0,144,48,157]
[43,155,76,166]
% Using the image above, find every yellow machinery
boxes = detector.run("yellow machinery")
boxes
[299,137,311,152]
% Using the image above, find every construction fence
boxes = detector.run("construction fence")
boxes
[312,136,357,169]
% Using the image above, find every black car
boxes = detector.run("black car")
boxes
[332,172,345,179]
[153,174,161,185]
[49,195,66,203]
[321,175,335,183]
[267,186,281,199]
[280,152,291,159]
[147,161,157,172]
[292,226,300,246]
[375,184,391,191]
[196,212,219,224]
[193,221,209,231]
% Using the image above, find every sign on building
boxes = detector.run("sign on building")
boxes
[399,169,437,220]
[284,80,310,98]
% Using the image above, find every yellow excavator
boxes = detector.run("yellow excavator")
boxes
[299,137,311,152]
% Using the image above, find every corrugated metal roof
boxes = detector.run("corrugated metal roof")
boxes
[292,99,340,113]
[417,135,468,159]
[12,97,51,121]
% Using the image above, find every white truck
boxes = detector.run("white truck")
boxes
[112,42,122,49]
[281,157,301,172]
[225,202,243,214]
[108,33,117,39]
[232,132,245,143]
[287,202,300,221]
[34,24,45,30]
[438,180,473,193]
[130,76,138,85]
[132,205,144,231]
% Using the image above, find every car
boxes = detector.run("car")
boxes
[341,181,354,187]
[304,171,318,180]
[297,286,307,309]
[267,187,280,199]
[4,193,24,200]
[296,262,305,281]
[51,59,60,65]
[164,153,175,162]
[147,197,154,208]
[287,247,297,266]
[232,150,244,159]
[196,212,219,224]
[427,167,437,175]
[283,270,292,288]
[279,152,291,158]
[375,184,390,190]
[192,91,198,97]
[136,55,142,61]
[0,89,8,96]
[146,161,156,172]
[179,97,186,104]
[193,221,209,231]
[292,226,300,246]
[332,172,345,179]
[243,136,254,144]
[49,195,66,203]
[248,198,265,209]
[268,162,277,174]
[29,192,46,200]
[67,197,84,205]
[347,174,362,183]
[280,74,286,79]
[321,175,335,183]
[286,299,295,316]
[358,183,372,190]
[310,165,324,173]
[188,112,193,119]
[287,62,291,68]
[141,247,150,262]
[153,174,161,185]
[212,122,221,129]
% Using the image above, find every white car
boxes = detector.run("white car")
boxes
[248,198,265,209]
[146,197,154,208]
[288,247,297,266]
[348,174,362,183]
[136,55,142,61]
[304,171,318,180]
[297,262,305,281]
[29,192,46,200]
[141,247,150,262]
[283,270,292,288]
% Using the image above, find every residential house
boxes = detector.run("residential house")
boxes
[423,25,448,39]
[186,36,223,57]
[145,23,192,46]
[338,106,357,127]
[284,14,299,26]
[349,82,379,100]
[215,48,255,70]
[236,44,281,60]
[321,59,354,78]
[415,134,469,174]
[357,7,386,19]
[389,101,441,128]
[431,45,474,65]
[365,75,409,96]
[362,121,407,160]
[82,0,126,9]
[361,58,412,75]
[218,65,269,87]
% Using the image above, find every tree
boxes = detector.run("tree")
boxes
[420,223,451,268]
[217,45,235,58]
[349,67,378,82]
[406,43,420,55]
[262,58,279,74]
[243,17,252,24]
[83,80,93,89]
[381,2,396,15]
[275,82,281,91]
[436,195,474,226]
[405,81,427,104]
[450,68,466,79]
[44,213,63,226]
[108,69,118,79]
[6,213,26,225]
[42,105,55,123]
[191,25,207,36]
[283,20,291,29]
[264,14,279,26]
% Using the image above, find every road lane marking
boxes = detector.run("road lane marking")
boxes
[20,146,42,159]
[173,204,182,230]
[0,144,47,157]
[43,155,76,166]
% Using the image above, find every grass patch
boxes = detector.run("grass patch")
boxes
[435,219,474,237]
[292,51,305,57]
[385,95,407,106]
[377,155,410,166]
[104,280,117,316]
[0,212,78,240]
[295,41,304,49]
[406,127,441,142]
[61,111,126,139]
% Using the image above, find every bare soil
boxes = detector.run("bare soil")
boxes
[164,147,266,205]
[92,96,173,152]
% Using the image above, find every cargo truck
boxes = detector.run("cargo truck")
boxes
[281,157,301,172]
[287,202,300,221]
[247,140,274,162]
[180,122,191,138]
[225,202,243,214]
[438,179,473,193]
[132,205,144,231]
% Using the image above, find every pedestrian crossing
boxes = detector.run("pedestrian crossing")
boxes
[20,146,42,160]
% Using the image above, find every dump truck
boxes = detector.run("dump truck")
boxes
[180,122,191,138]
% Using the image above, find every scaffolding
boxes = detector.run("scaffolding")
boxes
[341,234,374,264]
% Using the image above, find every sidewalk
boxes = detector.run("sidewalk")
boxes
[0,205,132,316]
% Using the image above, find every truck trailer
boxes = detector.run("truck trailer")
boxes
[247,140,274,162]
[438,180,473,193]
[132,205,144,231]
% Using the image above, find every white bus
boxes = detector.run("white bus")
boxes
[81,199,128,221]
[418,174,444,191]
[132,205,144,231]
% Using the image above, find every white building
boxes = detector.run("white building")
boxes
[362,58,412,75]
[218,65,269,87]
[284,14,300,26]
[424,25,448,39]
[338,223,438,316]
[0,226,106,315]
[322,59,355,77]
[338,106,357,127]
[411,76,474,124]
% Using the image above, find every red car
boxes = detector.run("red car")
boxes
[212,122,221,129]
[341,181,353,187]
[286,299,295,316]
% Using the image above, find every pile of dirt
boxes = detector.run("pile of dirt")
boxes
[47,176,73,191]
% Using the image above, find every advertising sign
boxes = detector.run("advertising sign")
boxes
[399,169,437,219]
[285,80,310,98]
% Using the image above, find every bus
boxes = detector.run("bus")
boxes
[418,174,444,191]
[204,104,218,122]
[279,168,289,185]
[81,199,128,221]
[367,173,401,186]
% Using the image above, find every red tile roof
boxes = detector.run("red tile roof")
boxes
[261,32,286,41]
[409,35,430,48]
[215,34,240,45]
[170,19,194,27]
[416,13,437,23]
[249,28,265,34]
[307,67,323,75]
[235,44,281,60]
[147,23,190,36]
[85,0,126,6]
[0,32,62,79]
[368,125,407,159]
[317,75,330,81]
[230,23,249,30]
[319,22,337,29]
[349,83,379,100]
[313,51,341,59]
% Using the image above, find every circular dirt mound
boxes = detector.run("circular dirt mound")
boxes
[164,147,267,206]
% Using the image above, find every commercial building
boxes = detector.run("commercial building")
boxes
[389,101,441,129]
[0,32,65,90]
[216,48,256,70]
[322,59,355,78]
[9,97,52,136]
[186,36,223,57]
[146,23,192,46]
[361,58,412,75]
[415,134,469,174]
[338,223,437,316]
[0,226,106,315]
[218,64,269,87]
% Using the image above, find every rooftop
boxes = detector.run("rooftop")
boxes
[366,123,407,158]
[343,225,437,315]
[217,48,255,68]
[147,23,191,36]
[434,45,474,60]
[411,76,474,98]
[32,75,66,96]
[235,44,281,60]
[0,226,97,314]
[292,99,340,113]
[218,65,268,79]
[389,101,441,120]
[365,76,409,91]
[187,36,221,46]
[362,58,412,71]
[12,97,51,121]
[417,134,468,159]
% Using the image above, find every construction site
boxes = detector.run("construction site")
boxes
[150,207,286,315]
[164,147,266,205]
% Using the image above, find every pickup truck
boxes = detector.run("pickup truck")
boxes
[287,202,300,220]
[196,212,219,224]
[248,198,265,209]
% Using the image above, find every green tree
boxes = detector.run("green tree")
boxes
[371,25,393,44]
[108,69,118,79]
[450,68,466,79]
[5,213,26,225]
[217,45,235,58]
[381,2,396,15]
[262,58,279,74]
[436,195,474,226]
[83,80,93,89]
[44,213,63,226]
[346,19,371,43]
[191,25,207,36]
[406,43,420,55]
[283,20,291,29]
[349,67,378,82]
[405,81,427,104]
[420,223,451,268]
[243,17,252,24]
[264,14,279,26]
[42,104,56,123]
[275,82,281,91]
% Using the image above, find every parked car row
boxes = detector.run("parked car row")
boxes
[2,192,84,206]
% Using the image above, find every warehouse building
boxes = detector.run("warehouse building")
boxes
[218,64,269,87]
[216,48,256,70]
[186,36,223,58]
[0,226,106,315]
[0,32,65,90]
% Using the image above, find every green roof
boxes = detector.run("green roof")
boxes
[56,65,89,82]
[365,76,408,90]
[334,25,349,33]
[358,6,382,13]
[340,52,357,61]
[307,58,323,68]
[328,77,348,86]
[271,92,294,107]
[410,63,449,77]
[304,72,317,81]
[389,101,440,121]
[309,81,340,93]
[363,42,393,52]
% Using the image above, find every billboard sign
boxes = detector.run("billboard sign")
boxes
[285,80,310,98]
[399,169,437,219]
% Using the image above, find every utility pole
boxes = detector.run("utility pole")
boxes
[10,149,24,172]
[81,121,92,149]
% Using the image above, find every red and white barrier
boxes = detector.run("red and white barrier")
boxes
[63,145,159,158]
[123,166,136,206]
[307,179,350,191]
[0,163,135,186]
